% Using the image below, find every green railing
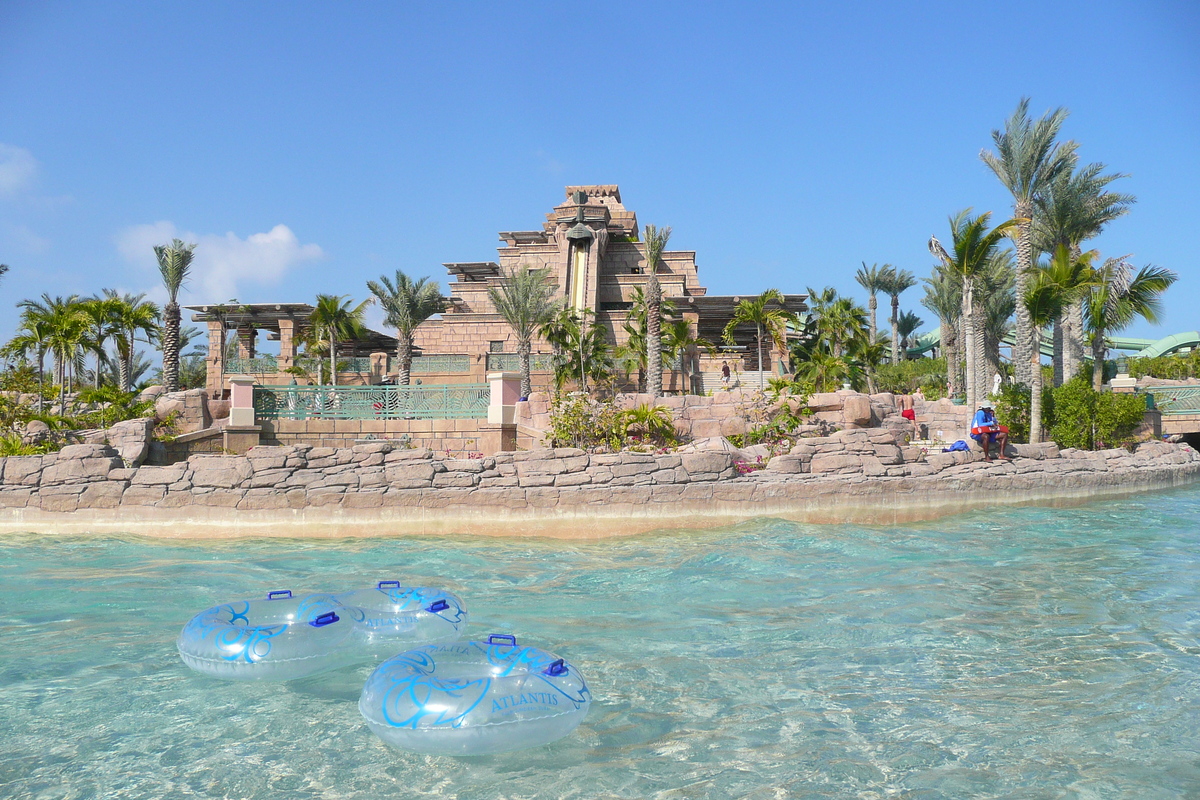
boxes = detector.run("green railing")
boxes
[253,384,489,420]
[225,355,381,375]
[226,355,280,374]
[1141,386,1200,415]
[410,354,471,374]
[485,353,555,372]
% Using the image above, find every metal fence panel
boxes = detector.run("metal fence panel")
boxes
[484,353,555,372]
[410,355,472,374]
[253,384,489,420]
[1141,386,1200,415]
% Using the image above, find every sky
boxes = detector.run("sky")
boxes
[1,0,1197,359]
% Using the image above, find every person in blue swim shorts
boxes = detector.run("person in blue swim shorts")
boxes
[970,402,1010,462]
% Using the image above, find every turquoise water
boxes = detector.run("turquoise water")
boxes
[3,488,1200,799]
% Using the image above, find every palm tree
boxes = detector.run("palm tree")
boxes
[309,294,371,387]
[980,98,1078,385]
[922,268,962,397]
[488,267,559,398]
[78,295,122,388]
[1034,161,1135,384]
[366,270,443,386]
[880,268,916,365]
[723,289,797,390]
[641,224,673,397]
[101,291,161,392]
[0,264,7,284]
[854,262,894,345]
[929,211,1018,408]
[662,318,713,395]
[897,310,924,355]
[154,238,197,392]
[3,313,51,412]
[1024,245,1098,442]
[540,307,612,392]
[1084,258,1176,391]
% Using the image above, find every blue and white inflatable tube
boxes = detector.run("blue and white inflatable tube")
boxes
[177,582,469,681]
[359,634,591,755]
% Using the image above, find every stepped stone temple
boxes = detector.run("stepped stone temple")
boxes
[190,185,806,397]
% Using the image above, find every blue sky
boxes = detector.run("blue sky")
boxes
[1,0,1197,355]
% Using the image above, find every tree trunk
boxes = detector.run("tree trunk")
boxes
[962,284,977,408]
[890,295,900,365]
[1065,300,1085,383]
[1052,317,1064,387]
[1030,348,1044,443]
[942,319,962,399]
[868,295,877,344]
[1092,329,1106,392]
[163,302,180,392]
[973,299,989,403]
[646,275,663,397]
[1013,200,1035,385]
[330,333,338,387]
[396,337,412,387]
[118,346,130,394]
[518,339,532,399]
[756,324,765,390]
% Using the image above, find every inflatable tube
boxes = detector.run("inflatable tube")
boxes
[359,634,591,756]
[334,581,469,659]
[177,582,469,681]
[177,590,354,681]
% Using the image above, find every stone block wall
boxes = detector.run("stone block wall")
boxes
[261,418,491,455]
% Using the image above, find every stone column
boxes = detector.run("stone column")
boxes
[223,375,261,454]
[480,371,519,453]
[278,319,296,372]
[369,352,389,384]
[206,321,225,399]
[237,325,256,359]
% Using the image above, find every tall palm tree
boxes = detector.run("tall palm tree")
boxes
[980,98,1077,385]
[929,211,1018,408]
[154,238,197,392]
[3,313,51,412]
[488,267,559,398]
[922,268,962,397]
[880,268,916,365]
[979,250,1016,384]
[1084,257,1176,391]
[101,290,161,392]
[1024,245,1098,442]
[366,270,443,386]
[0,264,7,284]
[897,310,924,355]
[854,262,894,345]
[663,318,713,395]
[540,307,612,392]
[641,224,673,397]
[723,289,797,389]
[1034,161,1135,384]
[309,294,371,387]
[78,295,122,388]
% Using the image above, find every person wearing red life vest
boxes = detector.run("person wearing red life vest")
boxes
[970,402,1010,462]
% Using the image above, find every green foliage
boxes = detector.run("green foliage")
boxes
[620,404,678,448]
[994,381,1033,443]
[0,432,57,456]
[996,376,1145,449]
[546,393,627,451]
[1128,351,1200,380]
[874,358,947,398]
[0,364,52,396]
[727,381,812,449]
[70,387,154,430]
[1047,377,1145,450]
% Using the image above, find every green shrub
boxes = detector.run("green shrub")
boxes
[875,358,947,400]
[1048,377,1145,450]
[1128,351,1200,380]
[546,393,627,451]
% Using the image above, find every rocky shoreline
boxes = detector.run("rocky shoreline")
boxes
[1,429,1197,538]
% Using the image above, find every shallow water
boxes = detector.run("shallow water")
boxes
[3,487,1200,799]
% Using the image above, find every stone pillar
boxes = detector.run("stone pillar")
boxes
[206,321,225,399]
[236,325,256,359]
[369,352,389,384]
[278,319,296,372]
[482,371,519,452]
[224,376,261,454]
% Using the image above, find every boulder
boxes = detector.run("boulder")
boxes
[154,389,211,434]
[842,395,872,427]
[106,417,155,467]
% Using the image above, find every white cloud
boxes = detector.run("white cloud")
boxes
[116,221,324,301]
[3,222,51,254]
[0,144,37,197]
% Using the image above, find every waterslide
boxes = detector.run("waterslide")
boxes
[906,327,1200,359]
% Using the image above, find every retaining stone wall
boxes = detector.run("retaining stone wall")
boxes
[1,433,1196,522]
